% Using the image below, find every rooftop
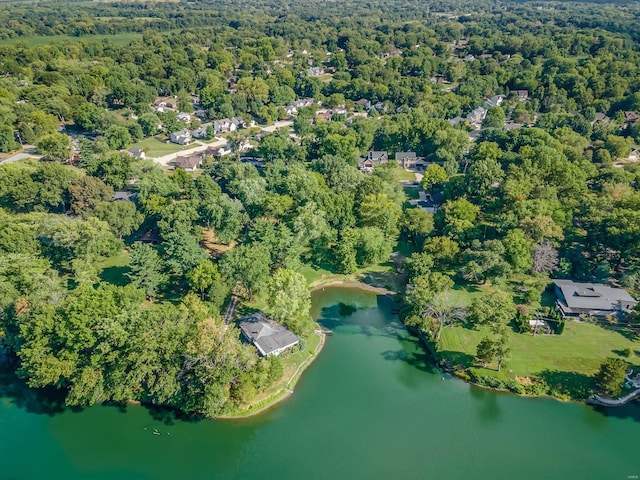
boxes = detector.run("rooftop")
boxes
[238,312,299,356]
[553,279,637,315]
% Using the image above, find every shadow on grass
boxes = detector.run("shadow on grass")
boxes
[100,265,130,286]
[438,350,475,368]
[537,369,594,400]
[611,348,634,358]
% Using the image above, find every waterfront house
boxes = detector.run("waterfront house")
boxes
[238,312,299,357]
[552,279,637,318]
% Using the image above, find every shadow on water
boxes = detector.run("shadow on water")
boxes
[469,384,502,423]
[0,368,69,416]
[592,402,640,423]
[380,347,436,374]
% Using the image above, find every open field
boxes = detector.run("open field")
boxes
[440,321,640,391]
[129,137,195,158]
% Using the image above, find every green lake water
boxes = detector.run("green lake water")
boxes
[1,286,638,479]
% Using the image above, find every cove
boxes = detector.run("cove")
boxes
[1,286,639,480]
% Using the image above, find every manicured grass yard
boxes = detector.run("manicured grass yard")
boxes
[396,168,417,181]
[403,186,421,200]
[98,251,131,286]
[439,321,640,384]
[130,137,195,158]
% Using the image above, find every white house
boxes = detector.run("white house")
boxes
[170,129,191,145]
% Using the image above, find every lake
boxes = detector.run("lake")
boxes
[0,286,638,479]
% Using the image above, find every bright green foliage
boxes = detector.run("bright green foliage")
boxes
[421,164,448,191]
[468,290,516,330]
[400,208,434,247]
[476,337,496,366]
[37,132,72,161]
[188,259,222,300]
[126,242,166,298]
[438,198,479,240]
[594,357,628,397]
[358,193,402,238]
[502,229,533,273]
[94,201,143,239]
[219,244,271,301]
[267,269,312,336]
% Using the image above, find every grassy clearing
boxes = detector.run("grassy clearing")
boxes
[440,321,640,383]
[130,137,195,158]
[403,186,421,200]
[98,250,131,286]
[396,168,417,181]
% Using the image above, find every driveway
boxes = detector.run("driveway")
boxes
[0,146,40,164]
[152,138,228,167]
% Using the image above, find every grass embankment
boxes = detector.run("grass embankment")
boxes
[439,320,640,399]
[219,331,323,418]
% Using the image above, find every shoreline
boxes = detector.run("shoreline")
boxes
[220,280,389,419]
[309,278,395,295]
[218,329,327,420]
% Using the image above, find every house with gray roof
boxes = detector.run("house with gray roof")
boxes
[238,312,300,357]
[552,279,637,318]
[170,129,192,145]
[359,150,389,173]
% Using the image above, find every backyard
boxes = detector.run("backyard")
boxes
[129,137,196,158]
[439,320,640,396]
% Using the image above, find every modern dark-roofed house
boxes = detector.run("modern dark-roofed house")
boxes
[238,312,300,357]
[552,279,637,318]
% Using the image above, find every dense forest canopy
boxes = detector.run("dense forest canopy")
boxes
[0,0,639,412]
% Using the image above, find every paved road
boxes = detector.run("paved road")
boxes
[0,146,40,164]
[258,120,293,133]
[151,137,228,167]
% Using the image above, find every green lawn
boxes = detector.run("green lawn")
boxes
[98,251,130,286]
[440,321,640,388]
[403,186,421,200]
[396,168,417,181]
[130,137,195,158]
